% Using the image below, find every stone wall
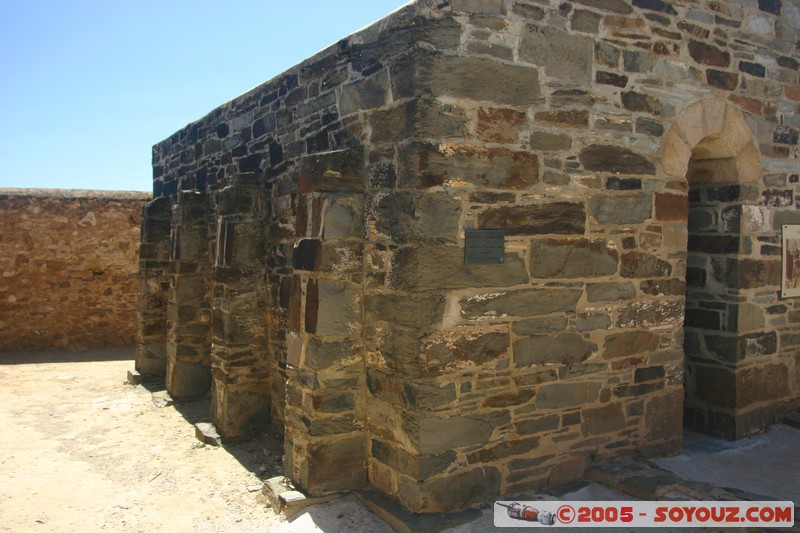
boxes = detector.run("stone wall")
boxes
[140,0,800,514]
[1,189,150,351]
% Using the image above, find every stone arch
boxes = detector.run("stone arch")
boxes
[661,98,767,439]
[662,98,761,184]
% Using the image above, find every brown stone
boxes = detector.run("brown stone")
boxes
[421,328,510,375]
[604,330,661,359]
[515,334,596,366]
[306,436,367,494]
[462,287,582,319]
[655,193,688,221]
[530,130,572,151]
[688,41,730,67]
[398,142,539,190]
[582,402,626,436]
[478,202,586,235]
[298,149,366,193]
[477,108,528,143]
[535,110,589,127]
[530,238,618,278]
[536,382,602,408]
[596,71,628,87]
[620,252,672,278]
[580,145,655,175]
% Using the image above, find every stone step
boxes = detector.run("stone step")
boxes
[354,488,481,533]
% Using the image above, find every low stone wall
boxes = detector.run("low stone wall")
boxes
[0,189,150,351]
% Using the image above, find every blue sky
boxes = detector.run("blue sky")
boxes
[0,0,407,192]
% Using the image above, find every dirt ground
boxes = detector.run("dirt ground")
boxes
[0,347,391,533]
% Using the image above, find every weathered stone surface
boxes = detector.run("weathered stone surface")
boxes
[366,293,445,330]
[617,300,683,328]
[305,338,363,370]
[587,282,636,302]
[398,143,539,189]
[372,192,461,244]
[298,149,366,193]
[477,108,527,143]
[394,51,541,105]
[306,436,367,494]
[415,412,508,454]
[604,330,661,358]
[512,316,569,336]
[530,238,618,278]
[416,466,502,513]
[421,328,510,374]
[371,439,455,480]
[530,130,572,151]
[520,25,593,82]
[467,436,540,463]
[370,99,468,144]
[688,41,730,68]
[389,247,529,291]
[478,202,586,235]
[645,389,682,443]
[580,146,656,175]
[306,280,361,336]
[461,288,582,319]
[575,0,633,13]
[590,194,652,225]
[536,382,602,408]
[582,402,626,436]
[620,252,672,278]
[515,334,596,366]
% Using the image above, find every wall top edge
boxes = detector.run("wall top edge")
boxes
[0,188,152,200]
[152,0,429,150]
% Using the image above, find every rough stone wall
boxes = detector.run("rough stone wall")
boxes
[1,189,150,351]
[142,0,800,514]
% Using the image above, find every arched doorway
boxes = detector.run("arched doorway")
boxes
[662,98,766,439]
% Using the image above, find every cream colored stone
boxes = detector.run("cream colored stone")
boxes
[673,101,709,148]
[723,106,758,154]
[736,141,763,183]
[741,205,772,234]
[661,127,692,178]
[701,98,727,136]
[738,303,766,333]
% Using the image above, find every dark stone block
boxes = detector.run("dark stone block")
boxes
[467,434,540,464]
[304,279,319,334]
[478,202,586,235]
[366,293,446,330]
[370,98,467,144]
[606,177,642,190]
[773,127,799,145]
[620,252,672,278]
[422,330,510,376]
[298,148,365,193]
[778,56,799,70]
[688,41,730,68]
[635,366,666,383]
[306,338,363,371]
[636,117,664,137]
[513,415,561,436]
[535,110,590,126]
[685,309,722,331]
[216,123,229,138]
[389,246,529,291]
[686,267,707,288]
[371,439,455,480]
[587,282,636,302]
[707,68,739,90]
[536,382,602,408]
[604,330,661,358]
[688,235,740,254]
[461,287,582,318]
[596,71,628,87]
[758,0,781,14]
[580,145,655,174]
[739,61,766,78]
[640,279,686,296]
[398,142,539,189]
[420,466,501,513]
[373,191,461,245]
[622,91,658,113]
[530,238,618,278]
[307,436,366,493]
[292,239,322,271]
[392,50,541,105]
[633,0,677,14]
[575,0,632,14]
[582,402,626,436]
[482,390,536,408]
[692,365,736,408]
[514,334,596,366]
[645,389,682,443]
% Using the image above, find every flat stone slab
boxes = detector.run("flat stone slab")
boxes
[195,422,221,446]
[126,369,142,385]
[151,391,174,408]
[354,487,481,533]
[263,476,341,518]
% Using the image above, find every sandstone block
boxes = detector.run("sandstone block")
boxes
[389,247,529,291]
[306,436,367,494]
[590,194,652,225]
[530,238,618,278]
[580,145,655,175]
[305,280,361,336]
[582,402,626,436]
[536,381,601,408]
[398,142,539,189]
[298,149,366,193]
[365,293,446,330]
[604,330,661,359]
[372,192,461,244]
[461,287,582,319]
[520,25,593,82]
[515,334,596,367]
[478,202,586,235]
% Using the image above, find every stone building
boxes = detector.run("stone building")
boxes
[136,0,800,513]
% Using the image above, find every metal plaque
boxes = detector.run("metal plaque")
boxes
[465,229,505,265]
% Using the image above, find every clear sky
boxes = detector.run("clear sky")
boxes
[0,0,408,192]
